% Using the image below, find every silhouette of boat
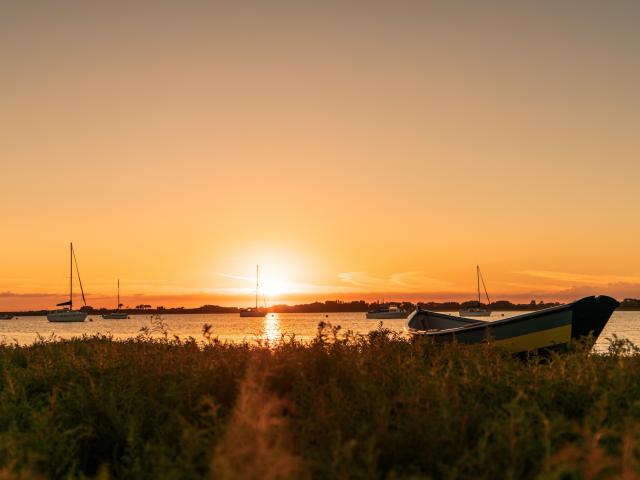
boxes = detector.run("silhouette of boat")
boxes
[47,243,88,323]
[0,314,13,320]
[408,295,619,353]
[366,304,409,319]
[239,265,267,317]
[459,265,491,317]
[102,279,129,319]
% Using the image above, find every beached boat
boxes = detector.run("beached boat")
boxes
[0,314,13,320]
[366,305,409,319]
[459,265,491,316]
[239,265,267,318]
[102,279,129,319]
[47,243,88,323]
[408,295,619,353]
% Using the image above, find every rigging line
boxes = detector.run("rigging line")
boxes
[479,268,491,305]
[72,245,87,306]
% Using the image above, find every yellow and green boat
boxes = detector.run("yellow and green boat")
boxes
[408,295,619,353]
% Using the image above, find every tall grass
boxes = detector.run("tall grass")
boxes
[1,325,640,479]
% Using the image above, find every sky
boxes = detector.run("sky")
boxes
[1,1,640,309]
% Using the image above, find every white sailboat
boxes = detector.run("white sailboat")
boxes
[459,265,492,317]
[239,265,267,317]
[102,279,129,319]
[47,243,89,322]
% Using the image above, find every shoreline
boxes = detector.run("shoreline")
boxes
[3,306,640,316]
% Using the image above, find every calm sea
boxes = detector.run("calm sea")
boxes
[0,310,637,352]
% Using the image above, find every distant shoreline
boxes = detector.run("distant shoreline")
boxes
[3,298,639,316]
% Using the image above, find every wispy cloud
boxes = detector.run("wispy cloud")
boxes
[337,271,453,292]
[0,291,58,298]
[505,282,569,292]
[517,270,640,285]
[217,273,255,282]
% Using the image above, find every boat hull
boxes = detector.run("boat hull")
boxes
[47,310,88,322]
[0,314,13,320]
[102,313,129,319]
[409,296,619,353]
[239,310,267,317]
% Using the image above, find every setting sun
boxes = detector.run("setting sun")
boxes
[259,270,289,300]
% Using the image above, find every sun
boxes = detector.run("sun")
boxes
[233,251,311,301]
[260,270,289,299]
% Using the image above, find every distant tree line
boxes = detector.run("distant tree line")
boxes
[72,299,564,314]
[619,298,640,309]
[7,297,639,316]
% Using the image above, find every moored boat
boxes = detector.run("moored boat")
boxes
[239,265,267,318]
[47,310,88,322]
[102,312,129,319]
[408,295,619,353]
[366,305,409,319]
[459,265,491,317]
[460,306,491,317]
[47,242,88,323]
[239,308,267,318]
[0,314,13,320]
[102,279,129,319]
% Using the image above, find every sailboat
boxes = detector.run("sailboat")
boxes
[102,279,129,319]
[239,265,267,317]
[47,243,89,322]
[459,265,491,317]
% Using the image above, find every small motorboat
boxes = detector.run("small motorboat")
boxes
[459,306,491,317]
[366,305,409,319]
[47,242,88,323]
[0,314,13,320]
[102,312,129,319]
[408,295,619,353]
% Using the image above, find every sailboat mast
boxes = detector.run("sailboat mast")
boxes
[117,279,120,310]
[255,265,259,309]
[476,265,480,304]
[70,242,73,310]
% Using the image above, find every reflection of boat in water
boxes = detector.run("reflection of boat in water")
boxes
[102,279,129,319]
[408,295,619,354]
[366,304,409,319]
[239,265,267,318]
[47,243,88,323]
[459,265,491,317]
[0,314,13,320]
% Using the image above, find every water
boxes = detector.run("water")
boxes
[0,310,637,351]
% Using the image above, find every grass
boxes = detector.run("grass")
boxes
[1,322,640,479]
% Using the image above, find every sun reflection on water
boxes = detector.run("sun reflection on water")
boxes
[263,313,282,343]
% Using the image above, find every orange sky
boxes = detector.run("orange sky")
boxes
[2,2,640,310]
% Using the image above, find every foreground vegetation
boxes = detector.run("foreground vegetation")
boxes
[1,325,640,479]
